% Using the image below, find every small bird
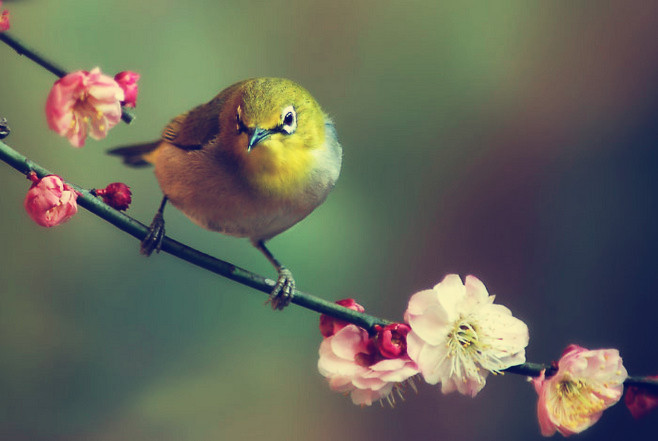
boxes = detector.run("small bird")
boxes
[110,78,342,309]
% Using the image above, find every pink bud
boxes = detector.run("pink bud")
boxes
[114,71,140,108]
[0,2,9,32]
[374,323,411,359]
[625,376,658,419]
[95,182,132,211]
[24,174,78,227]
[319,298,365,337]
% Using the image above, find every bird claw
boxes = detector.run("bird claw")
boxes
[140,212,165,256]
[0,117,10,139]
[267,267,295,310]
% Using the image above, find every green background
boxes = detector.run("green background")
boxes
[1,1,657,440]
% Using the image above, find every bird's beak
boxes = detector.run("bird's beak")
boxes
[247,127,274,152]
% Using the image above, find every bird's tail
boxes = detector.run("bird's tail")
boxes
[107,142,160,167]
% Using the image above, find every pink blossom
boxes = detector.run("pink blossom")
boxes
[114,71,140,108]
[374,323,411,359]
[319,298,365,337]
[318,324,419,406]
[624,375,658,419]
[95,182,132,211]
[0,1,9,32]
[405,274,529,396]
[532,344,627,437]
[24,174,78,227]
[45,68,124,147]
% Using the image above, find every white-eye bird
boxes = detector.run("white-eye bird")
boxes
[110,78,342,309]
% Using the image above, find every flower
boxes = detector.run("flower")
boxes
[0,1,9,32]
[404,274,529,397]
[114,71,140,108]
[24,173,78,227]
[45,67,124,147]
[624,375,658,419]
[318,324,419,406]
[373,323,411,359]
[95,182,132,211]
[532,345,628,437]
[319,298,365,337]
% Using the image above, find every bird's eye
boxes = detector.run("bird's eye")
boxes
[280,105,297,134]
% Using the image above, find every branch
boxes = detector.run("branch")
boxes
[0,138,387,332]
[0,32,135,124]
[5,137,658,394]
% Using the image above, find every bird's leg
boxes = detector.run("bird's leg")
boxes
[141,196,168,256]
[252,239,295,310]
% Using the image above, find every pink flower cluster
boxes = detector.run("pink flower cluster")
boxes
[0,1,9,32]
[45,68,139,147]
[24,174,133,227]
[317,300,419,406]
[316,276,640,437]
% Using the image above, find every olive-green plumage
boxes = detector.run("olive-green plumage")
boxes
[110,78,342,309]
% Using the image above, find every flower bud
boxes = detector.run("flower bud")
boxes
[95,182,132,211]
[0,2,10,32]
[374,323,411,359]
[24,173,78,227]
[114,71,140,108]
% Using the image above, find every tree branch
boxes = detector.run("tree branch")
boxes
[5,137,658,394]
[0,138,388,331]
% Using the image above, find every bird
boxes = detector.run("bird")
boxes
[109,78,342,310]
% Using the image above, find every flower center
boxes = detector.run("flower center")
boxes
[442,318,488,380]
[550,376,607,429]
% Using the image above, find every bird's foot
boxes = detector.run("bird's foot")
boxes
[267,267,295,310]
[140,212,165,256]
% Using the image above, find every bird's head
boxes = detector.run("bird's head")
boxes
[222,78,328,196]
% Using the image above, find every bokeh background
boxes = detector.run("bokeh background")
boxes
[1,1,657,440]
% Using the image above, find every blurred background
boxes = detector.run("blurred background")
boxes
[1,1,657,439]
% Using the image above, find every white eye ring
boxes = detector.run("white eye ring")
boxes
[280,105,297,134]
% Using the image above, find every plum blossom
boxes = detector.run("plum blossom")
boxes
[24,173,78,227]
[532,345,627,437]
[95,182,132,211]
[404,274,529,397]
[624,375,658,419]
[318,324,419,406]
[0,1,9,32]
[114,71,140,108]
[45,68,124,147]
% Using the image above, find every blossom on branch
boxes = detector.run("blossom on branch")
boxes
[624,375,658,419]
[0,1,9,32]
[404,274,529,397]
[94,182,132,211]
[45,68,124,147]
[318,324,419,406]
[24,173,78,227]
[532,344,627,437]
[319,298,365,337]
[373,323,411,359]
[114,71,140,108]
